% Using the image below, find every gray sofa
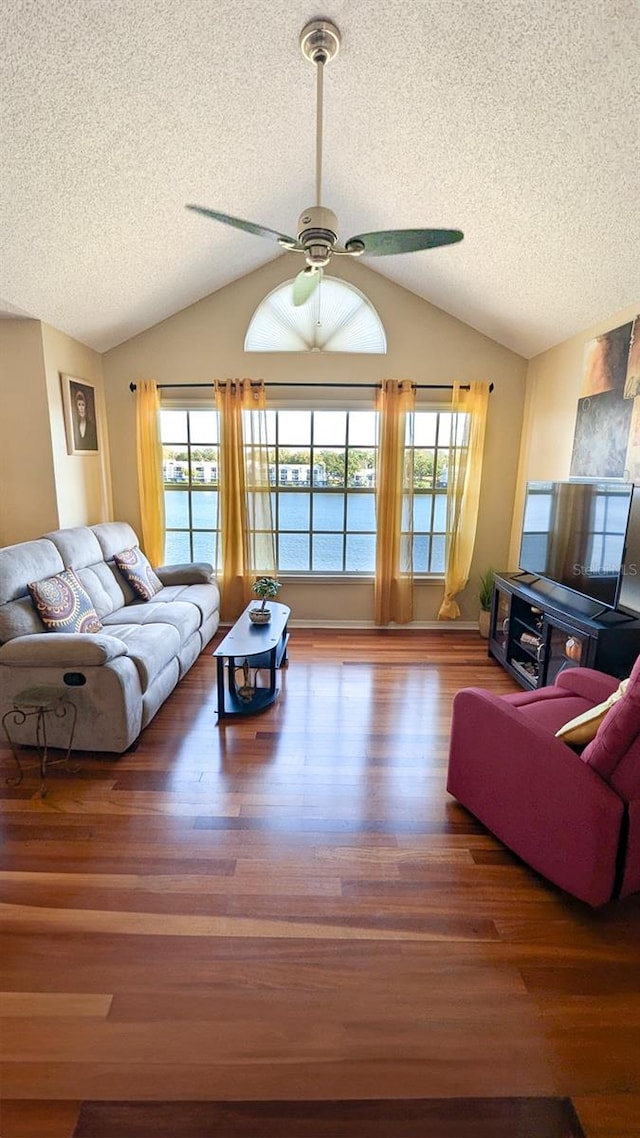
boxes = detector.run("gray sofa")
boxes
[0,522,220,753]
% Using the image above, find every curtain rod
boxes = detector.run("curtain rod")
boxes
[129,381,493,392]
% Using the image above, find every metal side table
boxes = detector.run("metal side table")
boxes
[2,685,80,797]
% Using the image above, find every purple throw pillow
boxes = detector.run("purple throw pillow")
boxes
[114,546,163,601]
[581,655,640,779]
[28,568,103,634]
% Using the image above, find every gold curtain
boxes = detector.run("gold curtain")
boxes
[438,380,490,620]
[135,380,165,566]
[374,379,415,625]
[215,379,276,621]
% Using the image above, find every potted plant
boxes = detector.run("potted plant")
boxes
[249,576,282,624]
[478,567,495,638]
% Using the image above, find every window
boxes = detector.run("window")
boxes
[410,411,458,575]
[244,277,387,353]
[161,410,220,566]
[161,406,464,576]
[268,410,378,572]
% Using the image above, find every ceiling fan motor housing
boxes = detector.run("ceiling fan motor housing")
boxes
[298,205,338,266]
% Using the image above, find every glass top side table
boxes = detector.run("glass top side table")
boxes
[2,685,80,798]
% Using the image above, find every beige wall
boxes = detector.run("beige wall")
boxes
[4,265,634,624]
[0,320,59,543]
[0,318,108,545]
[509,302,640,565]
[103,255,527,623]
[41,322,111,528]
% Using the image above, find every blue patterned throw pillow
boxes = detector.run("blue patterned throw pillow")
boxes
[28,568,103,633]
[114,546,163,601]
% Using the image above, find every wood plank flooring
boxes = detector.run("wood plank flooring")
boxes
[1,629,639,1137]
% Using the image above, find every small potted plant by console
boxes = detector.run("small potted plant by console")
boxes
[478,567,495,639]
[249,576,282,625]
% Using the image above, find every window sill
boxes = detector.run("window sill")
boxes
[278,574,445,584]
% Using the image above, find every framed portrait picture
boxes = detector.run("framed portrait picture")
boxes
[60,374,100,454]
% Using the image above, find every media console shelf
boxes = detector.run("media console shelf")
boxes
[489,573,640,689]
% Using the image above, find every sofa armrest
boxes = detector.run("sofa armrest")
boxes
[556,667,621,703]
[447,687,624,906]
[0,633,128,667]
[155,562,214,586]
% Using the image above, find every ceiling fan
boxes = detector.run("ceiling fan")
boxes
[187,19,463,307]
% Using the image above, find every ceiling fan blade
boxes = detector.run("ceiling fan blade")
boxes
[186,205,301,249]
[345,228,464,256]
[292,266,322,306]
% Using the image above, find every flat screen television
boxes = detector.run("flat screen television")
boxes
[519,479,635,610]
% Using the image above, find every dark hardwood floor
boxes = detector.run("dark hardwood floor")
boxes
[1,629,639,1137]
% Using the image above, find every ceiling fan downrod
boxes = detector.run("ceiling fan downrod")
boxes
[297,19,342,268]
[185,16,462,309]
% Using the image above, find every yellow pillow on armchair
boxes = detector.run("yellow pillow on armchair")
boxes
[555,678,629,745]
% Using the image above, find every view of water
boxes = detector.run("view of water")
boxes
[164,490,447,573]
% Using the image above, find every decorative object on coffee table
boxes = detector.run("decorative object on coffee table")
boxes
[249,576,281,624]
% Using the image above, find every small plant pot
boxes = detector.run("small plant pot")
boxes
[249,608,271,625]
[478,609,491,638]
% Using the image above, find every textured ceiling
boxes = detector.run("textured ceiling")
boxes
[1,0,638,358]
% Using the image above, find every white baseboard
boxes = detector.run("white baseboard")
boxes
[288,619,479,630]
[218,619,479,630]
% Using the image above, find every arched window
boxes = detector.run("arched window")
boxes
[244,276,387,353]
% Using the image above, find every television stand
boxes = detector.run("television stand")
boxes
[592,606,637,625]
[488,573,640,690]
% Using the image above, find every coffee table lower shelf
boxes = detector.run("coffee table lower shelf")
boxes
[213,602,290,721]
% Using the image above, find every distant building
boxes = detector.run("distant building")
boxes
[271,463,327,486]
[352,468,375,487]
[164,460,218,484]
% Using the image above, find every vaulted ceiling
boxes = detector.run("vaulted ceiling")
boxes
[1,1,638,358]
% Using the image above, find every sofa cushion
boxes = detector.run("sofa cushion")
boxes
[114,547,163,601]
[504,687,576,708]
[104,622,181,690]
[27,569,103,635]
[101,599,200,644]
[581,656,640,778]
[75,562,129,617]
[45,526,104,570]
[91,522,140,561]
[0,597,48,642]
[0,539,64,606]
[153,581,220,622]
[503,690,595,736]
[38,526,131,616]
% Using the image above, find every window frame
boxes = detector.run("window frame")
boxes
[161,408,220,567]
[161,402,465,578]
[269,408,378,575]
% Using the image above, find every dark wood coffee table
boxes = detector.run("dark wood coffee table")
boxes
[212,601,290,720]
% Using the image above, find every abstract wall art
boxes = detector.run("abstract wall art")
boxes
[570,315,640,480]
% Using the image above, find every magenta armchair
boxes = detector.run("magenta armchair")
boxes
[447,666,640,907]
